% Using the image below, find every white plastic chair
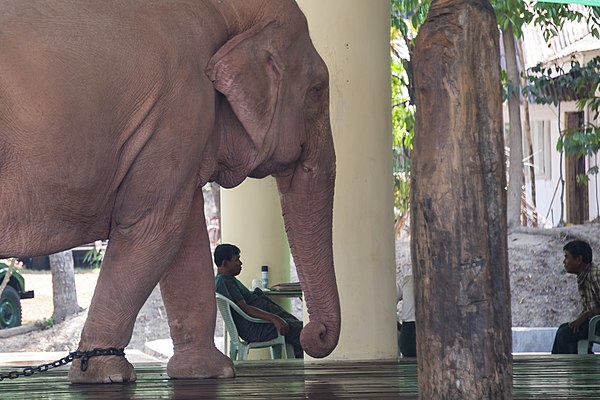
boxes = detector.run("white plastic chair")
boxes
[577,315,600,354]
[215,293,294,360]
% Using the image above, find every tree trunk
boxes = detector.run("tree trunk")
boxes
[49,250,80,323]
[557,103,566,225]
[210,181,221,237]
[503,23,525,229]
[412,0,512,398]
[517,38,537,227]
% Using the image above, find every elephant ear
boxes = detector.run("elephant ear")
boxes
[206,22,281,150]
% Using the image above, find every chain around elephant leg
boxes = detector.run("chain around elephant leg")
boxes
[68,355,136,384]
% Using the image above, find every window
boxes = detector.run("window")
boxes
[525,121,551,180]
[504,120,552,180]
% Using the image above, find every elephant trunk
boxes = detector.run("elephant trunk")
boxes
[276,133,340,358]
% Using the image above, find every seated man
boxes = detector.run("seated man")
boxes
[214,243,303,358]
[551,240,600,354]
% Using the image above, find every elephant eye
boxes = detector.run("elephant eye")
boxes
[306,85,326,109]
[310,85,323,98]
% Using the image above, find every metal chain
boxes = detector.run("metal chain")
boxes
[0,347,125,382]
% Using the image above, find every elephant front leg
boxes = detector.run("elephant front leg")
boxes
[160,189,234,379]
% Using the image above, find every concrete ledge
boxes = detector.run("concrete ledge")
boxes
[512,327,556,353]
[512,327,600,353]
[144,328,598,359]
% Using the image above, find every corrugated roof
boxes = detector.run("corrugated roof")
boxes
[521,6,600,69]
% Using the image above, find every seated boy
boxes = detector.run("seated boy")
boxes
[214,243,303,358]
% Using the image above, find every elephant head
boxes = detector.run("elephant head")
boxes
[206,1,340,358]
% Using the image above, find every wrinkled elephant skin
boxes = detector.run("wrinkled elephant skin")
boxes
[0,0,339,383]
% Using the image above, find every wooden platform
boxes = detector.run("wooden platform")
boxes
[1,354,600,399]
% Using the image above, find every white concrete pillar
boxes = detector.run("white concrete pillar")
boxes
[221,0,396,360]
[297,0,397,360]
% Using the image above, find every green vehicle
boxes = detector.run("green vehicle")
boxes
[0,262,35,329]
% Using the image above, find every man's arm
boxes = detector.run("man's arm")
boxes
[236,300,289,335]
[583,308,600,320]
[571,307,600,333]
[217,275,289,335]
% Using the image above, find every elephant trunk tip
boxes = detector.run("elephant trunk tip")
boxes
[300,320,340,358]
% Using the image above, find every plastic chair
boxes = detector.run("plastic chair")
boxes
[577,315,600,354]
[215,293,294,360]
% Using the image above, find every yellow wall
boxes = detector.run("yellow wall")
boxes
[297,0,397,360]
[220,178,291,360]
[220,178,290,290]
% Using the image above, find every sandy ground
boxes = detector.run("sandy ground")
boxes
[395,222,600,328]
[2,222,600,354]
[20,271,99,325]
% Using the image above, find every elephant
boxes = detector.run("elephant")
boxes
[0,0,340,383]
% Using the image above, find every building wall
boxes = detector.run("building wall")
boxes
[504,101,600,226]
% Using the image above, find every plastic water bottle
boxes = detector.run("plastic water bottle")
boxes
[261,265,269,289]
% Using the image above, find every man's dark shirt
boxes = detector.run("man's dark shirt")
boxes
[215,274,259,305]
[215,273,304,357]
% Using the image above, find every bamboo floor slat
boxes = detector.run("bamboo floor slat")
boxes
[1,354,600,399]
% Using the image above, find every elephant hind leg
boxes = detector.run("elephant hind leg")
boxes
[69,169,199,383]
[160,188,234,379]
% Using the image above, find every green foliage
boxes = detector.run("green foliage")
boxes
[576,173,590,186]
[556,126,600,157]
[390,0,600,221]
[531,56,600,108]
[36,317,55,330]
[494,0,532,37]
[533,3,600,41]
[391,50,415,150]
[502,73,519,102]
[391,0,422,223]
[523,62,568,106]
[391,0,430,37]
[525,58,599,110]
[83,242,105,269]
[390,48,414,221]
[495,1,600,40]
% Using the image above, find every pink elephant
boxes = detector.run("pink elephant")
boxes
[0,0,339,383]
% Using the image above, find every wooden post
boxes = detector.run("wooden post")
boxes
[411,0,512,398]
[565,112,589,224]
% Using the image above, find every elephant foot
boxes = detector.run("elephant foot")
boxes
[68,355,137,384]
[167,346,235,379]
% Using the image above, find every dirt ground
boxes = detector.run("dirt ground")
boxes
[395,222,600,327]
[2,222,600,354]
[1,270,175,354]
